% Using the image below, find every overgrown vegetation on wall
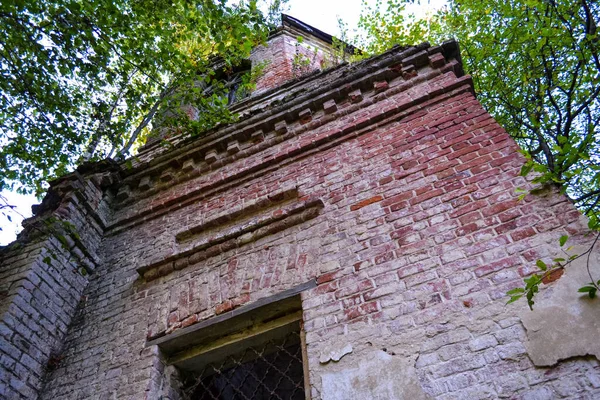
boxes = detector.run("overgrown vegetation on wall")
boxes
[0,0,286,196]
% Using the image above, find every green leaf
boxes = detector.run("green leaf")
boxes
[536,260,547,271]
[520,163,533,177]
[559,235,568,247]
[578,286,597,299]
[507,295,522,304]
[526,289,536,310]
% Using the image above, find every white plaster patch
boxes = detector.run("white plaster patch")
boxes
[520,245,600,366]
[320,350,430,400]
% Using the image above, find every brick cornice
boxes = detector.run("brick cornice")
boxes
[120,42,460,184]
[108,76,473,238]
[105,41,472,234]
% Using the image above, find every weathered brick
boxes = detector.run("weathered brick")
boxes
[350,195,383,211]
[374,80,389,93]
[274,120,287,134]
[348,89,363,103]
[323,99,337,114]
[226,140,240,154]
[298,108,312,124]
[205,149,218,164]
[468,334,498,352]
[1,21,597,400]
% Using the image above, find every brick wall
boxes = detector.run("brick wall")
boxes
[1,32,599,400]
[0,239,89,398]
[251,26,338,95]
[0,168,110,398]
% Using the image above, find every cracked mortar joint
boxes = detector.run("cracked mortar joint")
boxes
[319,343,353,364]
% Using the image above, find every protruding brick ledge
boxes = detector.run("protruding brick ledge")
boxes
[175,186,299,244]
[136,198,324,282]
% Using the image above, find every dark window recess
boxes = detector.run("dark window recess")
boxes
[202,59,252,106]
[224,72,249,106]
[181,330,305,400]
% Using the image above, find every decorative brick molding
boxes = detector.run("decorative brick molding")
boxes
[107,62,471,236]
[137,194,324,282]
[107,42,463,217]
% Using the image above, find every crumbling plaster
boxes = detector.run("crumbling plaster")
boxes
[520,244,600,367]
[321,350,429,400]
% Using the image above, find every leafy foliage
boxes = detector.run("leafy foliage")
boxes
[0,193,15,231]
[459,0,600,222]
[291,36,319,79]
[506,233,600,308]
[1,0,277,195]
[353,0,439,56]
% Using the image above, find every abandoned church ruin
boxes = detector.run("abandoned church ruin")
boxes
[1,15,599,399]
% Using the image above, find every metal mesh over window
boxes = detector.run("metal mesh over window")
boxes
[181,330,305,400]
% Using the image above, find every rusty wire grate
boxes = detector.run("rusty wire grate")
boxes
[182,331,305,400]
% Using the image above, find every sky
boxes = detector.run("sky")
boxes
[284,0,447,37]
[0,190,37,245]
[0,0,447,246]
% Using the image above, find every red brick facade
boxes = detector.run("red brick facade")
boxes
[1,17,599,400]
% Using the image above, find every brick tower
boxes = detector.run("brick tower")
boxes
[1,15,599,399]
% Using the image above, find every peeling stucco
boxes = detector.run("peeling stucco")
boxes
[320,350,430,400]
[520,245,600,366]
[319,342,353,364]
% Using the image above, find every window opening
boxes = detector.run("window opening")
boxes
[181,326,304,400]
[149,281,316,400]
[201,60,252,106]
